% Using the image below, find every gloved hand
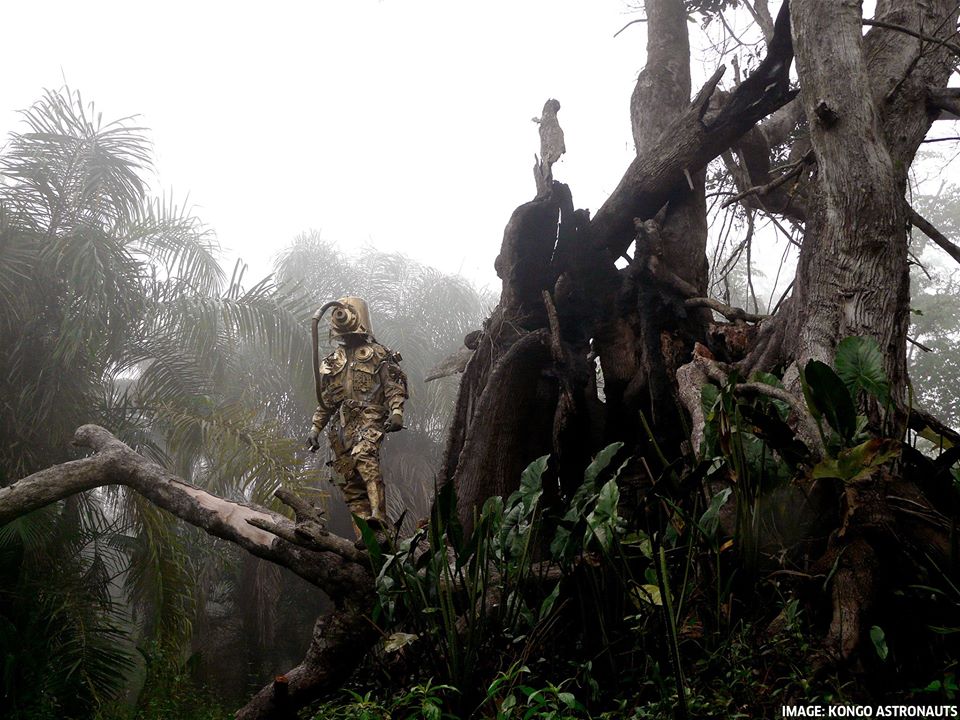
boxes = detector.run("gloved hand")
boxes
[385,411,404,433]
[306,426,321,452]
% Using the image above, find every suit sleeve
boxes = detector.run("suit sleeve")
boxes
[311,375,342,432]
[380,356,408,415]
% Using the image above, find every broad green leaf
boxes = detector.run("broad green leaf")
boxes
[584,443,623,484]
[835,336,890,404]
[431,480,464,553]
[698,487,732,539]
[515,454,548,514]
[701,383,721,415]
[538,581,562,621]
[802,359,857,441]
[354,515,383,567]
[751,371,785,389]
[811,439,900,482]
[622,531,653,559]
[585,477,621,550]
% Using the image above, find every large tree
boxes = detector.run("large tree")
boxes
[5,0,960,716]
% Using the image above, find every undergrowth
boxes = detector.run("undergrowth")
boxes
[309,337,960,719]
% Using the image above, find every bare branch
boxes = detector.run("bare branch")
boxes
[684,297,768,323]
[695,355,825,458]
[720,150,812,209]
[907,336,933,353]
[746,0,776,45]
[613,17,647,38]
[590,0,796,256]
[909,205,960,266]
[928,87,960,119]
[0,425,368,594]
[862,19,960,58]
[236,602,378,720]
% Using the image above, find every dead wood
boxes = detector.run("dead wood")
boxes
[590,0,796,258]
[0,425,376,719]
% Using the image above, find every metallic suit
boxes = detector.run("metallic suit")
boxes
[306,297,407,527]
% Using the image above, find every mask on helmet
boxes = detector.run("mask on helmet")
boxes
[325,296,373,340]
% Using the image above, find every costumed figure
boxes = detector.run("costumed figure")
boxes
[306,297,407,530]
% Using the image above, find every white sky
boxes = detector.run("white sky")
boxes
[2,0,663,291]
[11,1,950,306]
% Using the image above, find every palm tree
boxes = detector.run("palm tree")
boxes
[0,87,317,716]
[0,86,492,714]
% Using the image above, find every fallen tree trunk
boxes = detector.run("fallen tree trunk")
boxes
[0,424,377,719]
[0,424,369,594]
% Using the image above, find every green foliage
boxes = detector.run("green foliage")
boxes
[310,681,459,720]
[96,643,231,720]
[551,443,624,562]
[358,447,635,716]
[371,458,555,693]
[871,626,890,662]
[835,336,891,405]
[810,438,901,483]
[0,504,138,719]
[800,360,857,443]
[0,87,319,716]
[481,664,588,719]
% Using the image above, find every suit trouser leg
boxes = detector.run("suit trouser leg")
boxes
[353,441,386,524]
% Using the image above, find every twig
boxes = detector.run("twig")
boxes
[744,0,775,45]
[720,151,811,208]
[770,279,794,317]
[746,211,760,315]
[862,18,960,58]
[684,297,767,323]
[613,17,647,38]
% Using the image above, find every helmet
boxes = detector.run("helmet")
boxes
[323,296,373,339]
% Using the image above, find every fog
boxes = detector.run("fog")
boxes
[2,0,666,289]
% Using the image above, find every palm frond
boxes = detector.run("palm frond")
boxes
[0,86,150,230]
[125,194,223,295]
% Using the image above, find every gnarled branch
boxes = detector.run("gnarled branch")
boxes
[0,425,367,593]
[589,0,796,256]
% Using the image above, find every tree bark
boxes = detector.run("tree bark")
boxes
[235,602,378,720]
[771,0,960,664]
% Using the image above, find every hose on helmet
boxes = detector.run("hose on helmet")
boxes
[311,301,345,404]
